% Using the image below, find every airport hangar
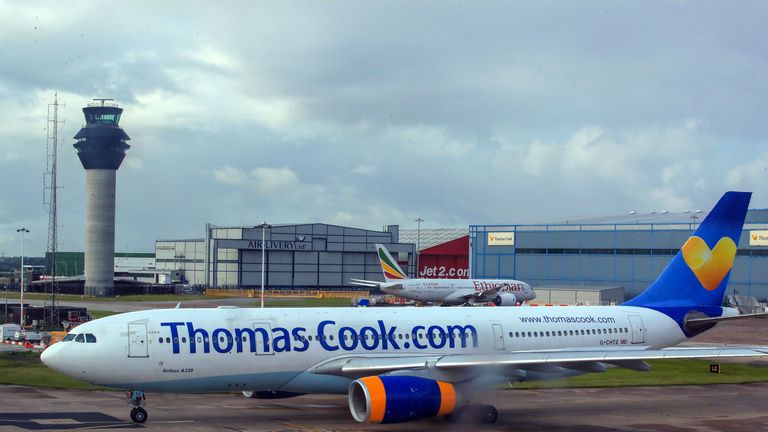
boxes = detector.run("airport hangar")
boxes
[152,208,768,300]
[470,208,768,300]
[155,224,416,289]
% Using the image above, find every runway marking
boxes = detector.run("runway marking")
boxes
[278,420,330,432]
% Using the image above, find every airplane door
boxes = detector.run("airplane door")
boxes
[252,322,274,355]
[492,323,505,350]
[128,323,148,358]
[628,315,645,344]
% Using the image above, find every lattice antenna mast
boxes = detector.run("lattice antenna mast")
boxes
[44,92,64,327]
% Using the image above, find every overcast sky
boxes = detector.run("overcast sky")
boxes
[1,1,766,257]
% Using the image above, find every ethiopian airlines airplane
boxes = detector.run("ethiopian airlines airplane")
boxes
[349,244,536,305]
[42,192,768,425]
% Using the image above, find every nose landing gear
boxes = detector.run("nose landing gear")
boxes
[127,390,148,423]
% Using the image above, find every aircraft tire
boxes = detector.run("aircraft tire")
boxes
[479,405,498,424]
[130,407,148,423]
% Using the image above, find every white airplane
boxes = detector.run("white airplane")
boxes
[42,191,768,425]
[349,243,536,305]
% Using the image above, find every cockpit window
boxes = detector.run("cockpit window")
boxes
[62,334,76,342]
[85,334,97,343]
[74,334,85,343]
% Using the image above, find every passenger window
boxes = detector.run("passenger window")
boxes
[166,337,171,343]
[509,332,513,338]
[527,332,532,337]
[85,334,97,343]
[557,331,562,336]
[182,337,187,343]
[74,334,85,343]
[545,331,550,337]
[197,337,202,343]
[62,334,76,342]
[158,337,163,343]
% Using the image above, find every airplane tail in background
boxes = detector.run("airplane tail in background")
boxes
[375,244,409,283]
[624,191,751,310]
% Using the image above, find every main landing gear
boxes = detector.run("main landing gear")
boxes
[445,403,498,424]
[127,390,148,423]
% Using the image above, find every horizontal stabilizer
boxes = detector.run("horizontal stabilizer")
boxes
[348,279,382,287]
[685,312,768,325]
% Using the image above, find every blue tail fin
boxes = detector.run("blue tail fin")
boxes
[624,191,751,309]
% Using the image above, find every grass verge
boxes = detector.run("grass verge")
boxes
[513,359,768,389]
[0,351,106,390]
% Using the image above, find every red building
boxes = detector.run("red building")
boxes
[418,236,469,279]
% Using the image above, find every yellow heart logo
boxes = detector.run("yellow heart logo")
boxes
[681,236,737,291]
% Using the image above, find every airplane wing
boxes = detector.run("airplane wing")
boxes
[309,346,768,381]
[473,288,499,301]
[454,287,499,303]
[349,279,383,287]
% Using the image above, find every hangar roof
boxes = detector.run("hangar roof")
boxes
[399,228,467,250]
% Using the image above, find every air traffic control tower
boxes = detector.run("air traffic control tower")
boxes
[73,99,131,296]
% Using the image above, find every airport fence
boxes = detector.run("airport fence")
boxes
[205,288,370,299]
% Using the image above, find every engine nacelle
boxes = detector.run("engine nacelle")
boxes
[348,376,457,424]
[493,292,517,306]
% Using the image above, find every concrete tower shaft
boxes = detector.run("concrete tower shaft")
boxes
[73,99,131,297]
[84,170,117,296]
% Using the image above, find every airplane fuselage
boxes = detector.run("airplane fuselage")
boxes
[42,305,683,394]
[382,279,535,304]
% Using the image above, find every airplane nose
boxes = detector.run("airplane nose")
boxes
[40,344,62,371]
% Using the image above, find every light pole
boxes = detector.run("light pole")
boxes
[16,227,29,327]
[414,218,423,278]
[257,221,271,308]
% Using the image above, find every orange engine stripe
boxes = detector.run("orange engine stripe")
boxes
[360,376,387,423]
[436,381,457,416]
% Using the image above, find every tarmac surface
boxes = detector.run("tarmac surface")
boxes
[1,382,768,431]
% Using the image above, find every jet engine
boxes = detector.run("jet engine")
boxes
[348,376,457,423]
[492,292,517,306]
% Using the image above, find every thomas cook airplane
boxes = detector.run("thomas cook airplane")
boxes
[42,192,768,424]
[349,244,537,305]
